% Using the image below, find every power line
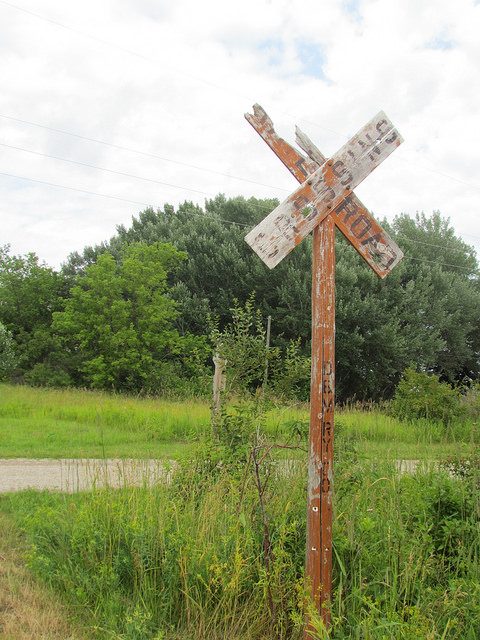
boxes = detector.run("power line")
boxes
[0,0,241,98]
[0,171,154,207]
[0,141,288,197]
[0,170,258,227]
[398,236,477,254]
[2,1,480,198]
[2,169,479,270]
[0,116,288,193]
[394,153,480,194]
[403,255,479,276]
[1,163,479,255]
[3,108,480,227]
[1,136,479,258]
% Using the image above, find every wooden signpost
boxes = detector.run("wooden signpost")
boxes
[244,105,404,637]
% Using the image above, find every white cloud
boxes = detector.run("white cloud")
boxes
[0,0,479,269]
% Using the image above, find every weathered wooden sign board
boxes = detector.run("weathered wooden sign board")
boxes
[244,104,403,637]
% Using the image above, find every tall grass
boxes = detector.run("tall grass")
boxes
[335,404,477,461]
[0,384,309,458]
[2,440,479,639]
[0,383,211,436]
[1,384,479,637]
[1,383,475,460]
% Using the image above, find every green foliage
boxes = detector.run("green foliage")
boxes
[391,368,463,426]
[335,211,480,401]
[272,338,311,401]
[63,203,480,402]
[210,295,278,397]
[3,202,480,402]
[9,471,305,639]
[63,196,312,352]
[54,242,207,393]
[5,453,480,639]
[23,362,72,388]
[0,244,69,381]
[0,321,17,380]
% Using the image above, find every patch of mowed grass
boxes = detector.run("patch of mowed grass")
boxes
[2,449,479,640]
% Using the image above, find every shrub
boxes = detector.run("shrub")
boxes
[0,321,17,380]
[24,363,72,388]
[391,368,462,426]
[272,338,311,401]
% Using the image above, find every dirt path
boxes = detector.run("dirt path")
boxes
[0,512,90,639]
[0,458,172,493]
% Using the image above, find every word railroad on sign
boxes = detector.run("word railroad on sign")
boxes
[245,104,403,274]
[243,104,404,637]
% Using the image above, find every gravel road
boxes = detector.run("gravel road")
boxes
[0,458,173,493]
[0,458,433,493]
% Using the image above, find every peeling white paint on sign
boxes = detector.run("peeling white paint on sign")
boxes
[245,110,403,270]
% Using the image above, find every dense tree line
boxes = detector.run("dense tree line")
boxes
[1,195,479,401]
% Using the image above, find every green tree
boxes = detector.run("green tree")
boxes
[210,295,278,396]
[0,245,69,382]
[54,242,202,391]
[392,212,480,384]
[0,322,17,380]
[62,195,312,348]
[335,211,480,399]
[62,201,480,402]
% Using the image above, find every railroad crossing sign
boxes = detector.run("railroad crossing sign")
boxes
[243,105,404,637]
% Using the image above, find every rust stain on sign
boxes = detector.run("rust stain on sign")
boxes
[244,105,403,276]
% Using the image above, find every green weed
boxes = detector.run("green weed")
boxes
[2,453,479,639]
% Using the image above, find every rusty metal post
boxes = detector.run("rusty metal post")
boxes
[304,214,335,637]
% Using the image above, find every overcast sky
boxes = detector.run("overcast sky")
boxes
[1,0,480,271]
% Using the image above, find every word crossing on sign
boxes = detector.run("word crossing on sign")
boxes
[245,107,403,270]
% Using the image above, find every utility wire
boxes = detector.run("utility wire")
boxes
[397,237,478,254]
[0,170,256,227]
[0,141,288,197]
[2,109,480,234]
[2,137,479,253]
[402,255,479,276]
[2,1,480,196]
[0,0,227,95]
[2,170,478,271]
[0,116,288,193]
[1,164,479,251]
[0,171,155,207]
[1,3,479,255]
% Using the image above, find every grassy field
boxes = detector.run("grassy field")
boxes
[0,383,479,639]
[0,383,476,461]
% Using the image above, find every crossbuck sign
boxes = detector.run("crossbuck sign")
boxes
[244,105,403,637]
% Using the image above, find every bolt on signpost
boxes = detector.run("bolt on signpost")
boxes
[243,105,404,636]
